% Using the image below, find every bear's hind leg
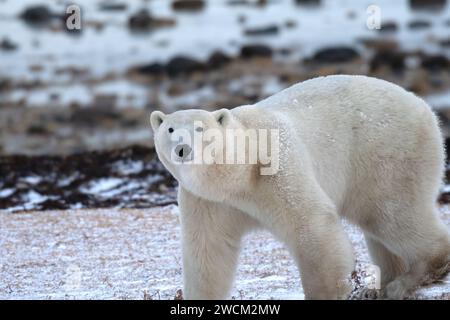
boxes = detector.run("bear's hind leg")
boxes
[381,224,450,299]
[364,234,407,287]
[277,206,355,300]
[365,204,450,299]
[351,235,407,299]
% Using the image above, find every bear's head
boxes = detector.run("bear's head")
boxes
[150,109,257,200]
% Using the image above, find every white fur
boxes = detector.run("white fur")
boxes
[151,75,450,300]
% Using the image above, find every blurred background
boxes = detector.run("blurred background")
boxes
[3,0,450,154]
[2,0,450,212]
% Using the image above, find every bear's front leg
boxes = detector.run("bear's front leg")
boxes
[178,187,258,299]
[262,186,355,299]
[293,210,354,299]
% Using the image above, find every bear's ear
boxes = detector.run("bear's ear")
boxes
[150,111,166,131]
[213,109,231,126]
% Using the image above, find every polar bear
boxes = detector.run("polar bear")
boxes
[150,75,450,300]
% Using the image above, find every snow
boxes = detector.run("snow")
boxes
[57,174,79,188]
[78,177,159,200]
[426,90,450,110]
[21,190,48,205]
[441,185,450,193]
[21,176,42,185]
[0,205,448,300]
[94,80,150,110]
[27,84,92,108]
[262,77,285,96]
[4,80,149,109]
[98,181,141,199]
[79,128,152,149]
[80,177,124,194]
[159,85,216,110]
[3,190,52,212]
[0,189,15,198]
[112,160,145,176]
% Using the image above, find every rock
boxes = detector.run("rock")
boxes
[358,38,398,51]
[172,0,205,11]
[151,17,176,29]
[166,56,205,76]
[408,20,431,29]
[446,137,450,165]
[134,56,211,77]
[167,83,189,97]
[93,95,118,110]
[439,38,450,47]
[150,17,176,29]
[128,9,153,30]
[99,2,127,11]
[86,20,105,32]
[308,46,359,64]
[19,5,53,25]
[285,20,297,28]
[174,289,184,300]
[421,55,449,72]
[0,38,18,51]
[240,44,273,59]
[27,124,49,135]
[294,0,321,6]
[237,15,247,24]
[136,63,166,76]
[378,21,398,33]
[0,79,12,92]
[435,111,450,126]
[407,70,430,95]
[244,25,279,36]
[227,0,267,7]
[429,75,444,88]
[409,0,446,11]
[346,10,357,20]
[207,51,232,69]
[70,106,119,126]
[278,48,293,56]
[227,0,249,5]
[370,51,405,73]
[438,191,450,204]
[128,9,175,31]
[49,92,59,101]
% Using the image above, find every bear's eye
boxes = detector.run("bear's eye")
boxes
[168,127,174,133]
[195,127,203,132]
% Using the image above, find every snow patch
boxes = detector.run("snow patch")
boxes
[112,160,144,175]
[0,188,15,198]
[80,178,124,194]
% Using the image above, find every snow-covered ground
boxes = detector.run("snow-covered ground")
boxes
[1,205,449,300]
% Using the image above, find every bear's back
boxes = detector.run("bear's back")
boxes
[232,75,442,208]
[255,75,426,115]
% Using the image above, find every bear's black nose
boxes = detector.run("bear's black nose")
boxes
[175,144,192,160]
